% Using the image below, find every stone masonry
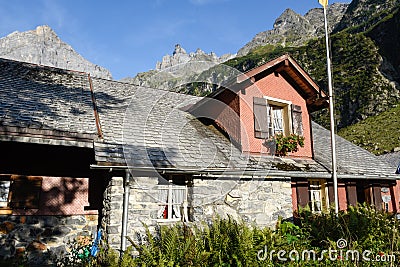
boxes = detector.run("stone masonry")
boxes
[191,178,293,227]
[102,175,293,250]
[0,214,98,265]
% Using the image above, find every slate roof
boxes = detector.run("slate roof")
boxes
[92,79,398,179]
[312,122,397,179]
[92,80,249,169]
[0,57,397,180]
[91,79,332,176]
[378,152,400,169]
[87,79,338,176]
[0,58,98,146]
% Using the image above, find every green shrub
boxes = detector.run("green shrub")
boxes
[52,206,398,266]
[127,206,400,266]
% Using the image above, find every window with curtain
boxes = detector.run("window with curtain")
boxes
[157,175,190,222]
[271,106,284,135]
[308,179,328,213]
[254,96,303,139]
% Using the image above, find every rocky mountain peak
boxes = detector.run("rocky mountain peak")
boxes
[124,44,235,90]
[273,8,305,29]
[273,8,314,37]
[0,25,112,79]
[173,44,187,55]
[155,44,234,72]
[237,3,349,56]
[35,25,55,36]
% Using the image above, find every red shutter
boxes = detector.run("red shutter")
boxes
[296,180,310,208]
[253,97,269,139]
[291,104,303,136]
[372,185,383,211]
[346,182,357,207]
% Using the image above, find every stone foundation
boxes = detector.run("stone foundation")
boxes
[0,214,98,265]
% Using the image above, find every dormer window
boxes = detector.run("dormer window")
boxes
[253,96,303,139]
[271,106,284,134]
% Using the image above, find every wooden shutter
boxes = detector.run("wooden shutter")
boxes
[346,182,357,207]
[372,185,383,211]
[327,181,334,206]
[291,104,303,136]
[296,180,310,208]
[9,175,42,209]
[253,97,269,139]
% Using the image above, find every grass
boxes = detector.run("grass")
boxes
[338,103,400,155]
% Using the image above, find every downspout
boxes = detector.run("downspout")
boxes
[121,169,130,253]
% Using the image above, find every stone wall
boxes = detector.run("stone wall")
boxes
[102,176,124,250]
[102,175,293,250]
[0,214,98,265]
[191,178,293,227]
[102,175,164,249]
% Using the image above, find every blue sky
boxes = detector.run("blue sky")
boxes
[0,0,350,80]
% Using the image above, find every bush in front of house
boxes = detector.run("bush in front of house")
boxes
[20,204,396,266]
[122,205,400,266]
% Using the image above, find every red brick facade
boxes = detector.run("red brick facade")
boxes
[209,55,325,158]
[238,73,312,157]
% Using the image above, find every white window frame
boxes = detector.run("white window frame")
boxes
[263,96,292,136]
[309,179,329,213]
[156,181,189,223]
[0,180,10,208]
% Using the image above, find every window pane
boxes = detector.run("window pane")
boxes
[157,185,188,220]
[157,188,169,218]
[309,180,327,213]
[172,188,185,218]
[0,181,10,208]
[272,107,284,134]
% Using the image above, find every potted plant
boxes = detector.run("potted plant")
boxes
[272,133,305,156]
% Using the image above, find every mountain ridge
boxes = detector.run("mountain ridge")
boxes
[0,25,112,79]
[121,44,235,92]
[237,3,349,56]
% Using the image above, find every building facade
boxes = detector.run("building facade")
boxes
[0,55,398,262]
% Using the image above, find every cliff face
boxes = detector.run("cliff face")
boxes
[121,44,234,93]
[334,0,399,33]
[156,44,234,72]
[366,6,400,85]
[237,3,349,56]
[0,25,112,79]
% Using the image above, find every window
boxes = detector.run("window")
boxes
[0,180,10,208]
[308,179,329,213]
[268,105,285,136]
[0,175,42,214]
[253,96,303,139]
[157,175,190,222]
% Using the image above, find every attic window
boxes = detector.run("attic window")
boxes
[253,96,303,139]
[268,104,287,136]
